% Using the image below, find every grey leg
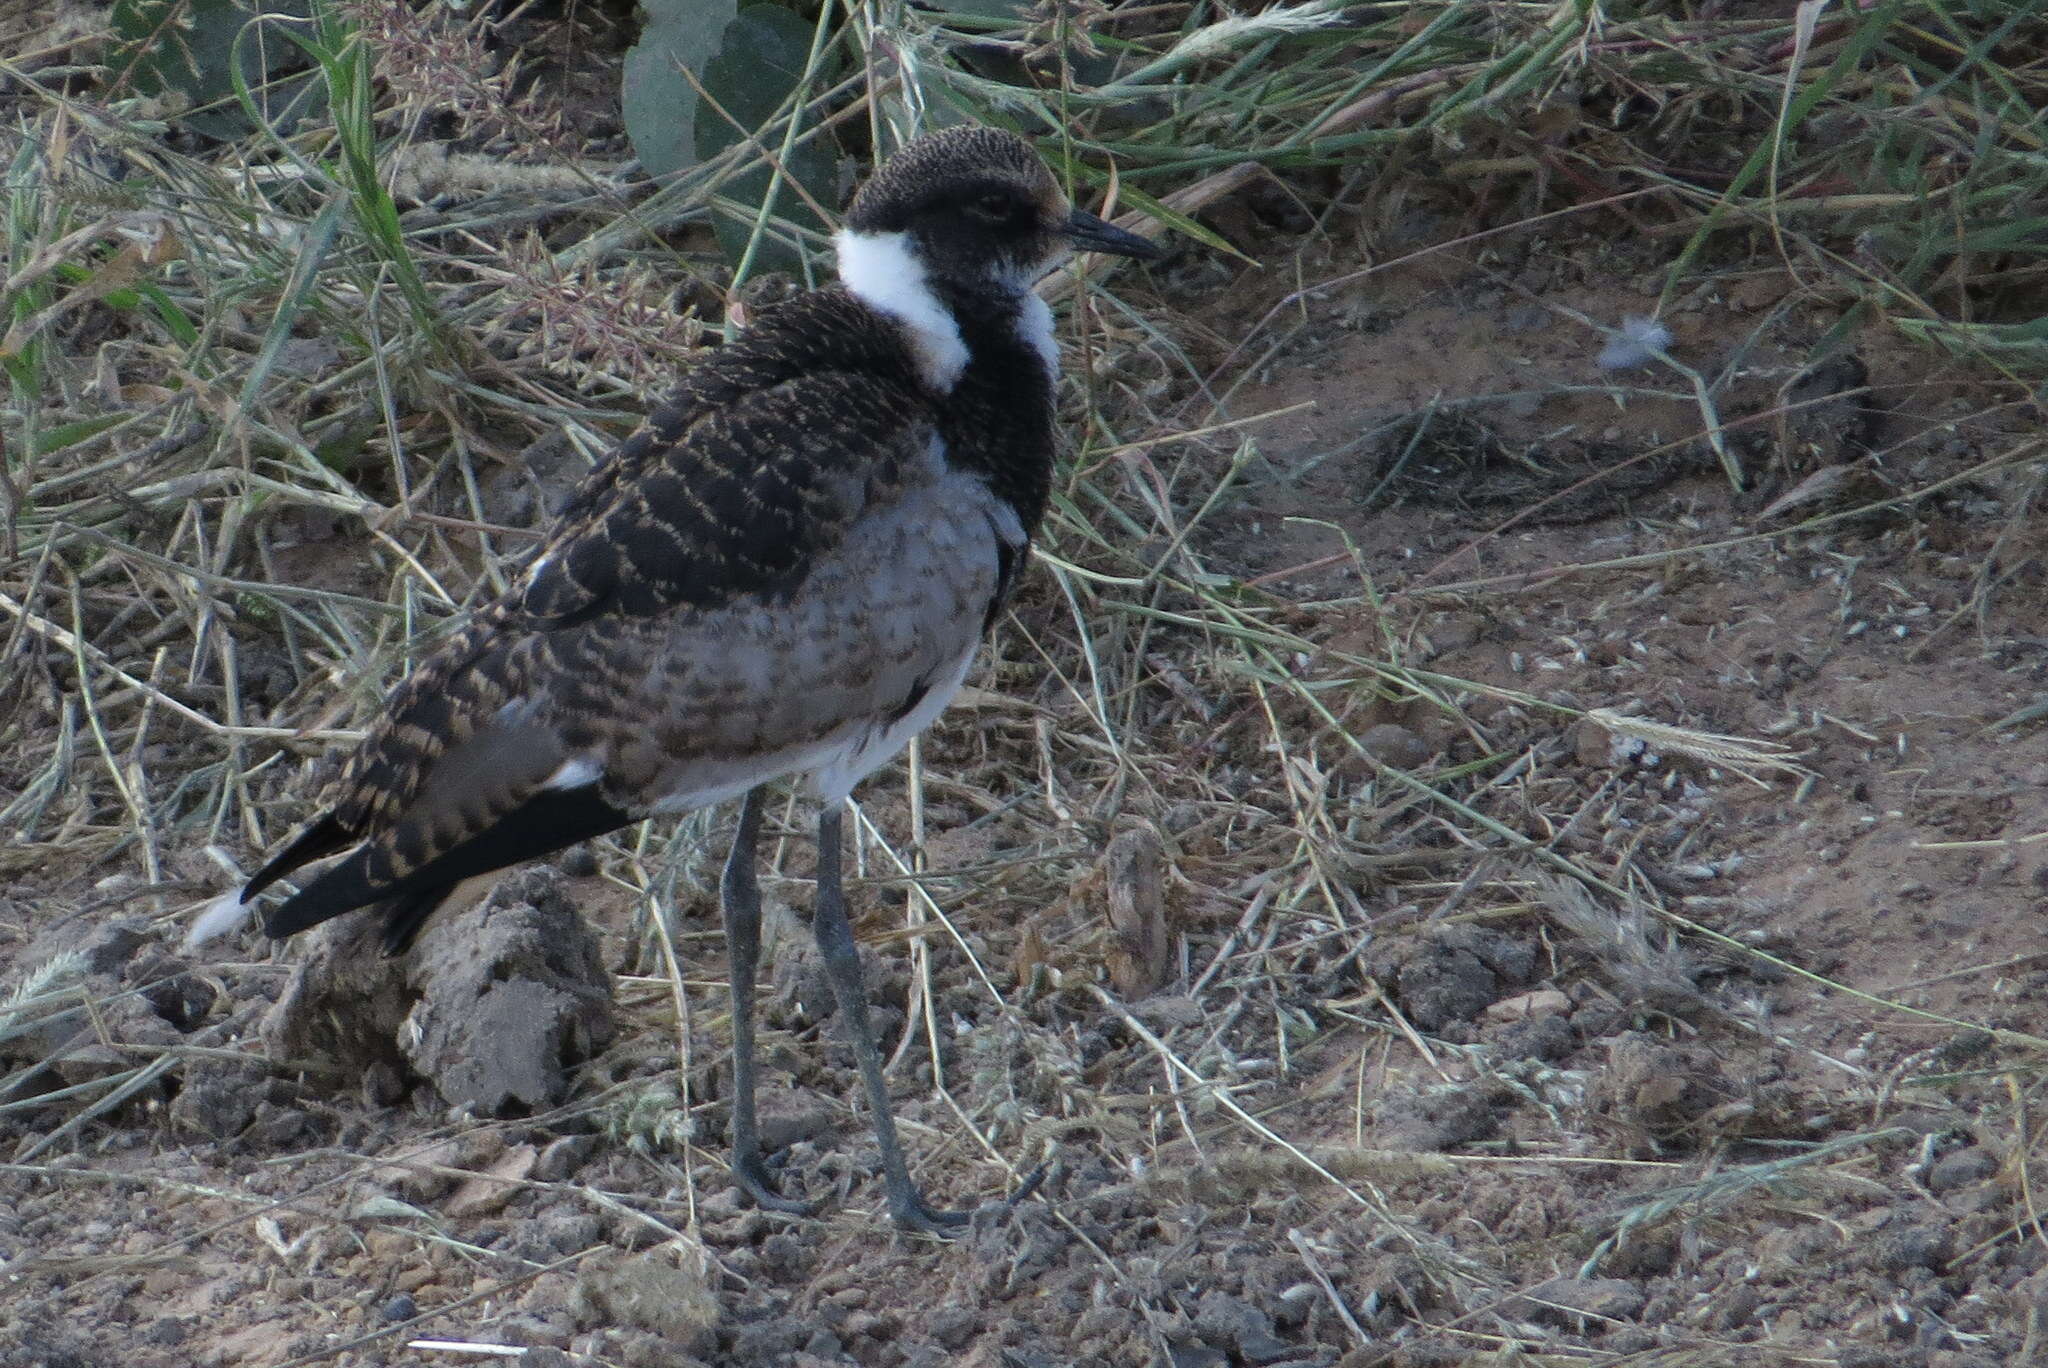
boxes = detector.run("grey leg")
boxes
[813,804,966,1233]
[722,788,816,1214]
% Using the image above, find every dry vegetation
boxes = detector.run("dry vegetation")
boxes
[5,0,2048,1365]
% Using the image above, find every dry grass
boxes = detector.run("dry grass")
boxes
[4,0,2048,1360]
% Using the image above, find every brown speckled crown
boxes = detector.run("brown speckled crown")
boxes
[845,127,1071,291]
[846,128,1059,228]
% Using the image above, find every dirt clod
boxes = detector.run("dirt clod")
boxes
[264,868,614,1114]
[570,1247,721,1347]
[1378,925,1533,1033]
[1926,1146,1997,1195]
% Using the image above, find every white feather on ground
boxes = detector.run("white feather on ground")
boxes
[1598,315,1673,371]
[181,890,253,952]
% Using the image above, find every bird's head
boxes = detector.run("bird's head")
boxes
[839,126,1161,298]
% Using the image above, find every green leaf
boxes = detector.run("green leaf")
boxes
[919,0,1030,19]
[1098,182,1245,260]
[33,414,129,456]
[111,0,320,139]
[694,5,836,272]
[134,282,199,347]
[622,0,741,183]
[694,6,814,143]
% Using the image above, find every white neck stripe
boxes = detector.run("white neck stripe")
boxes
[835,228,970,392]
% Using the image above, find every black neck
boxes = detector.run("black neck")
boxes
[931,281,1056,539]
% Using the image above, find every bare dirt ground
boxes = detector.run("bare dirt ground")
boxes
[8,12,2048,1368]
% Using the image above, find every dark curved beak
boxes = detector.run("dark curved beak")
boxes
[1062,208,1164,260]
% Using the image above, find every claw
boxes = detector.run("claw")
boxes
[731,1155,822,1216]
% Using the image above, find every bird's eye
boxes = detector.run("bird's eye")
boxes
[969,192,1014,221]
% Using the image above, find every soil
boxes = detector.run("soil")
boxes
[8,34,2048,1368]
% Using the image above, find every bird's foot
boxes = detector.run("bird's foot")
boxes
[731,1154,821,1216]
[886,1183,970,1236]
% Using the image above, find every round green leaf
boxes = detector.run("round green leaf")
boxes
[622,0,741,183]
[111,0,318,138]
[694,6,836,271]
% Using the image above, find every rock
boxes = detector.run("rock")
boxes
[263,869,615,1114]
[444,1143,538,1217]
[754,1087,836,1153]
[1926,1146,1996,1195]
[1509,1276,1645,1326]
[1359,723,1430,769]
[1574,718,1619,767]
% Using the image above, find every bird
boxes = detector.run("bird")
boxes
[199,125,1162,1232]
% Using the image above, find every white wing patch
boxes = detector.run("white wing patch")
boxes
[836,228,970,392]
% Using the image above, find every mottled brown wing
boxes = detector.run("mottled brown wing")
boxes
[524,290,924,622]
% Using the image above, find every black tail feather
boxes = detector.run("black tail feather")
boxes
[243,814,352,902]
[260,783,633,946]
[261,844,389,939]
[380,886,454,957]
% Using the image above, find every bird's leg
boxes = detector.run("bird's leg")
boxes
[813,803,968,1233]
[722,787,817,1215]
